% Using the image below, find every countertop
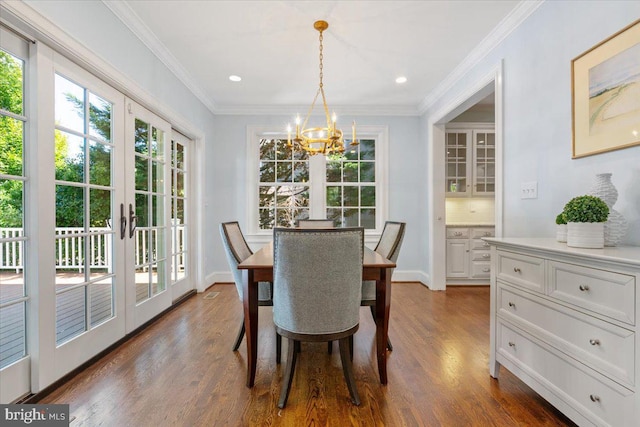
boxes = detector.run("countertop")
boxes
[446,223,495,227]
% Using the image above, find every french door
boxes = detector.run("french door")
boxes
[124,100,172,332]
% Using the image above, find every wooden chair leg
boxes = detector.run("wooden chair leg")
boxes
[294,340,301,353]
[278,338,298,409]
[369,305,393,351]
[349,335,354,362]
[276,332,282,364]
[328,341,333,354]
[338,337,360,406]
[232,320,245,351]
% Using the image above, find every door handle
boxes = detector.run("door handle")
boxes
[129,203,137,239]
[120,203,127,240]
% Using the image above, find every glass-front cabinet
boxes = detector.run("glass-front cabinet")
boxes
[445,124,495,197]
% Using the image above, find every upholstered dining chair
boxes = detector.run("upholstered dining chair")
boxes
[273,227,364,408]
[361,221,406,351]
[296,219,335,228]
[220,221,281,359]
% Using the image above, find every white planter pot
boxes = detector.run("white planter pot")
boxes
[556,224,567,242]
[567,222,604,249]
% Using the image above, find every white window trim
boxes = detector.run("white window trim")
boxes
[246,125,388,246]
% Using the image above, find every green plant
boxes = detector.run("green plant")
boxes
[555,213,567,225]
[562,195,609,223]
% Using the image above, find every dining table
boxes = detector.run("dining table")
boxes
[237,242,396,388]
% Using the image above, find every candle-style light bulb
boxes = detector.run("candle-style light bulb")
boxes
[332,112,337,135]
[352,120,356,143]
[295,115,300,138]
[287,124,292,145]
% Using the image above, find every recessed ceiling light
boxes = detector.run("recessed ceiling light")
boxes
[229,75,242,82]
[395,76,407,84]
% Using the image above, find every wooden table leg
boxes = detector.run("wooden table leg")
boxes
[243,269,258,387]
[375,267,392,384]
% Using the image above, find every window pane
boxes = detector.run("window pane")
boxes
[343,161,358,182]
[0,256,24,304]
[56,287,87,345]
[293,162,308,182]
[152,260,166,294]
[89,188,110,227]
[152,195,164,226]
[89,232,111,274]
[259,208,274,230]
[326,158,341,182]
[0,116,23,176]
[359,139,375,160]
[361,208,375,229]
[327,208,342,227]
[135,119,149,154]
[275,139,292,161]
[135,193,149,227]
[89,141,111,186]
[151,160,164,193]
[0,179,23,227]
[360,162,375,182]
[56,185,84,228]
[259,138,275,160]
[88,93,111,142]
[175,142,185,169]
[55,235,85,270]
[175,171,185,197]
[0,302,26,367]
[135,155,148,191]
[151,127,164,160]
[344,208,359,226]
[55,131,85,183]
[259,186,275,208]
[326,186,341,207]
[90,279,113,326]
[361,186,375,207]
[55,74,85,133]
[135,265,150,303]
[0,50,24,115]
[260,161,275,182]
[175,198,185,223]
[344,186,358,207]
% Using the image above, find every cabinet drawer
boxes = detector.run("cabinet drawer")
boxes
[548,261,635,325]
[471,262,491,278]
[498,285,635,386]
[496,250,545,293]
[471,239,491,250]
[471,228,494,239]
[471,249,491,261]
[497,322,634,427]
[446,228,469,239]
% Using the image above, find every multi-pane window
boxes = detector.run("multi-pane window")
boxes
[0,46,28,368]
[258,138,310,229]
[54,73,115,344]
[253,132,382,232]
[170,137,188,284]
[326,139,376,228]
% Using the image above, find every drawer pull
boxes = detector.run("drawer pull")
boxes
[482,254,490,258]
[513,267,521,273]
[484,232,491,236]
[508,342,515,348]
[589,394,600,403]
[454,232,463,236]
[483,243,490,247]
[589,339,600,346]
[508,302,515,308]
[482,268,490,272]
[579,285,590,292]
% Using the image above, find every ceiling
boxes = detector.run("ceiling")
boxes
[105,0,523,115]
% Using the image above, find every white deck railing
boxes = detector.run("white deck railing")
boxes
[1,226,185,272]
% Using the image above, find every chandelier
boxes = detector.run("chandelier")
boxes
[287,20,357,156]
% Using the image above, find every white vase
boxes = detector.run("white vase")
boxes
[556,224,567,242]
[567,222,604,249]
[588,173,627,246]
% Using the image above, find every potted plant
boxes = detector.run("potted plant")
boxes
[555,213,567,242]
[562,195,609,248]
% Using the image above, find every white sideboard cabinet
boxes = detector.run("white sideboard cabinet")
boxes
[485,238,640,427]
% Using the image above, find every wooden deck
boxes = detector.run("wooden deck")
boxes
[0,272,154,367]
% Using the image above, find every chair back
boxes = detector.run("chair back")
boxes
[375,221,406,263]
[220,221,253,299]
[296,219,335,229]
[273,228,363,335]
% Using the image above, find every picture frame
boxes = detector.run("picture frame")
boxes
[572,19,640,158]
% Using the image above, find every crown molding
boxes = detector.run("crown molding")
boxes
[418,0,544,114]
[102,0,217,115]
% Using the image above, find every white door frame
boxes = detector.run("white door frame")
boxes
[428,62,504,291]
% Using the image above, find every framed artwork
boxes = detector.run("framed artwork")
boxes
[572,19,640,158]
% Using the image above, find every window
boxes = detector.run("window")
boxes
[0,41,28,368]
[170,134,189,284]
[248,126,387,235]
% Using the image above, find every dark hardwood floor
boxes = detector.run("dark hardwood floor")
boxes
[39,283,576,426]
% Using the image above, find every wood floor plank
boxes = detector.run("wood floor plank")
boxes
[38,283,576,426]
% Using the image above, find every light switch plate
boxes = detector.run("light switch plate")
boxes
[521,181,538,199]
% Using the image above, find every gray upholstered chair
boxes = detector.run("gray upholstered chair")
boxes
[273,227,363,408]
[220,221,281,358]
[296,219,335,228]
[361,221,406,351]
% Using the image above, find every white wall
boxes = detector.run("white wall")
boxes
[424,0,640,246]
